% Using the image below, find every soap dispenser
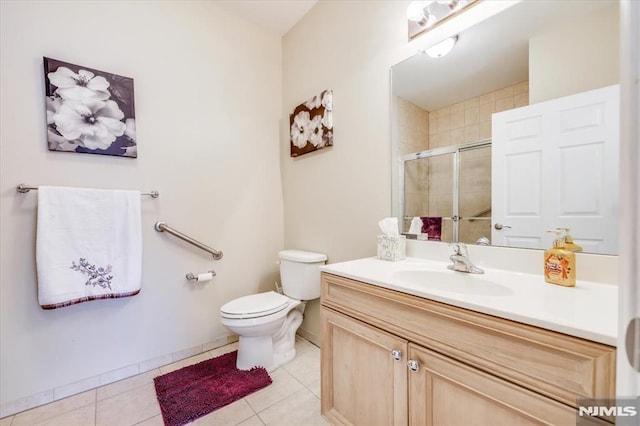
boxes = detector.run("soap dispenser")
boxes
[560,228,583,253]
[544,229,576,287]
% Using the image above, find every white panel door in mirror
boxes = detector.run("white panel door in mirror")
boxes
[492,85,619,254]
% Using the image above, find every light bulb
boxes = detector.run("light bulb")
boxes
[407,1,431,23]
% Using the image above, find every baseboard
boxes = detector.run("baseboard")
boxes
[0,333,238,418]
[296,327,320,347]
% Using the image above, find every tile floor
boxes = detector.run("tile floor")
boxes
[0,337,327,426]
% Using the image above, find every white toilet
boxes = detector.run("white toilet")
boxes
[220,250,327,371]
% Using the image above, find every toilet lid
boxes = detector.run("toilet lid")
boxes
[220,291,290,319]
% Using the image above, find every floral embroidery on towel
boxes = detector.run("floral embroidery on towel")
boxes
[70,258,113,290]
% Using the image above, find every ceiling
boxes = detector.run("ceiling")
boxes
[393,0,614,111]
[214,0,319,37]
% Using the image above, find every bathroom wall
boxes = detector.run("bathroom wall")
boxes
[0,0,283,412]
[281,0,518,343]
[529,2,619,104]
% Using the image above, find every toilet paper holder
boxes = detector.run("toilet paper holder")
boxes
[186,270,216,282]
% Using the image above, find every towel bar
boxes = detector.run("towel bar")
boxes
[16,184,159,198]
[155,222,223,260]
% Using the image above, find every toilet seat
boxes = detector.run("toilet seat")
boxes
[220,291,290,319]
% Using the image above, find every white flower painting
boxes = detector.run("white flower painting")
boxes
[289,89,333,157]
[43,57,137,158]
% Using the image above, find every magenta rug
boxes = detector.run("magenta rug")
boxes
[153,351,272,426]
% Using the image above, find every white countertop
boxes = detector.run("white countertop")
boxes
[321,257,618,346]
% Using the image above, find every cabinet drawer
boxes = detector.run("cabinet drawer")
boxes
[321,273,616,407]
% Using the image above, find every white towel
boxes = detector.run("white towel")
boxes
[408,217,422,234]
[36,186,142,309]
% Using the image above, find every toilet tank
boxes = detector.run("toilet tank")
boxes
[278,250,327,301]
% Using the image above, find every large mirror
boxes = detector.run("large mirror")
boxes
[391,0,620,255]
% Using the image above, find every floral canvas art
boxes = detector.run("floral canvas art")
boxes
[290,89,333,157]
[43,57,137,158]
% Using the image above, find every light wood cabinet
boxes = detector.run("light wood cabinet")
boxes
[321,309,408,426]
[320,272,616,426]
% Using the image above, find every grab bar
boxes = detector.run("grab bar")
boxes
[154,222,223,260]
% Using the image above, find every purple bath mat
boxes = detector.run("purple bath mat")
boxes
[154,351,272,426]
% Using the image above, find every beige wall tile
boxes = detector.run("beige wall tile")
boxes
[450,128,465,145]
[478,101,496,122]
[464,124,479,142]
[450,101,465,113]
[0,416,13,426]
[450,109,465,130]
[495,85,514,100]
[437,114,451,133]
[513,80,529,95]
[496,97,514,112]
[514,92,529,108]
[429,115,437,135]
[478,91,495,104]
[479,121,491,139]
[464,97,479,109]
[464,106,479,126]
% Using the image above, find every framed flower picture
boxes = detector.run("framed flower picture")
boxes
[43,57,137,158]
[290,89,333,157]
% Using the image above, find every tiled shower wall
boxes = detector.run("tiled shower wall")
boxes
[400,81,529,242]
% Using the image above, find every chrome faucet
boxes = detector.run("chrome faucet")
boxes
[447,243,484,274]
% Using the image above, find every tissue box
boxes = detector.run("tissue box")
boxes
[377,235,406,261]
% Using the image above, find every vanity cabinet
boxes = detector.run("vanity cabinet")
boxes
[320,272,616,426]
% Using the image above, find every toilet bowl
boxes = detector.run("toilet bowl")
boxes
[220,250,327,371]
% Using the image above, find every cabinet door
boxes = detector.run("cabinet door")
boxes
[408,343,584,426]
[321,308,408,426]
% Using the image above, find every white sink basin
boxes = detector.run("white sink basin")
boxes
[392,270,514,296]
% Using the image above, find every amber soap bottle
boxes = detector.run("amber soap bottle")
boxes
[544,229,576,287]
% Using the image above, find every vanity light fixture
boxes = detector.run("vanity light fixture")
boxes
[407,0,479,40]
[421,35,459,58]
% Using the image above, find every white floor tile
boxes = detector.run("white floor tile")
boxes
[31,404,95,426]
[190,399,254,426]
[96,383,160,426]
[133,414,165,425]
[282,346,320,388]
[257,388,327,426]
[12,390,95,426]
[97,369,160,401]
[5,338,325,426]
[244,368,304,413]
[158,352,212,375]
[236,415,265,426]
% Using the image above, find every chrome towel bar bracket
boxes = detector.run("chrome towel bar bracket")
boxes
[154,222,223,260]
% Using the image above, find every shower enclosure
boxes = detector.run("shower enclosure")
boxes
[401,139,491,244]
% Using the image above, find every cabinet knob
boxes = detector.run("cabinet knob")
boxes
[391,349,402,360]
[407,359,420,372]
